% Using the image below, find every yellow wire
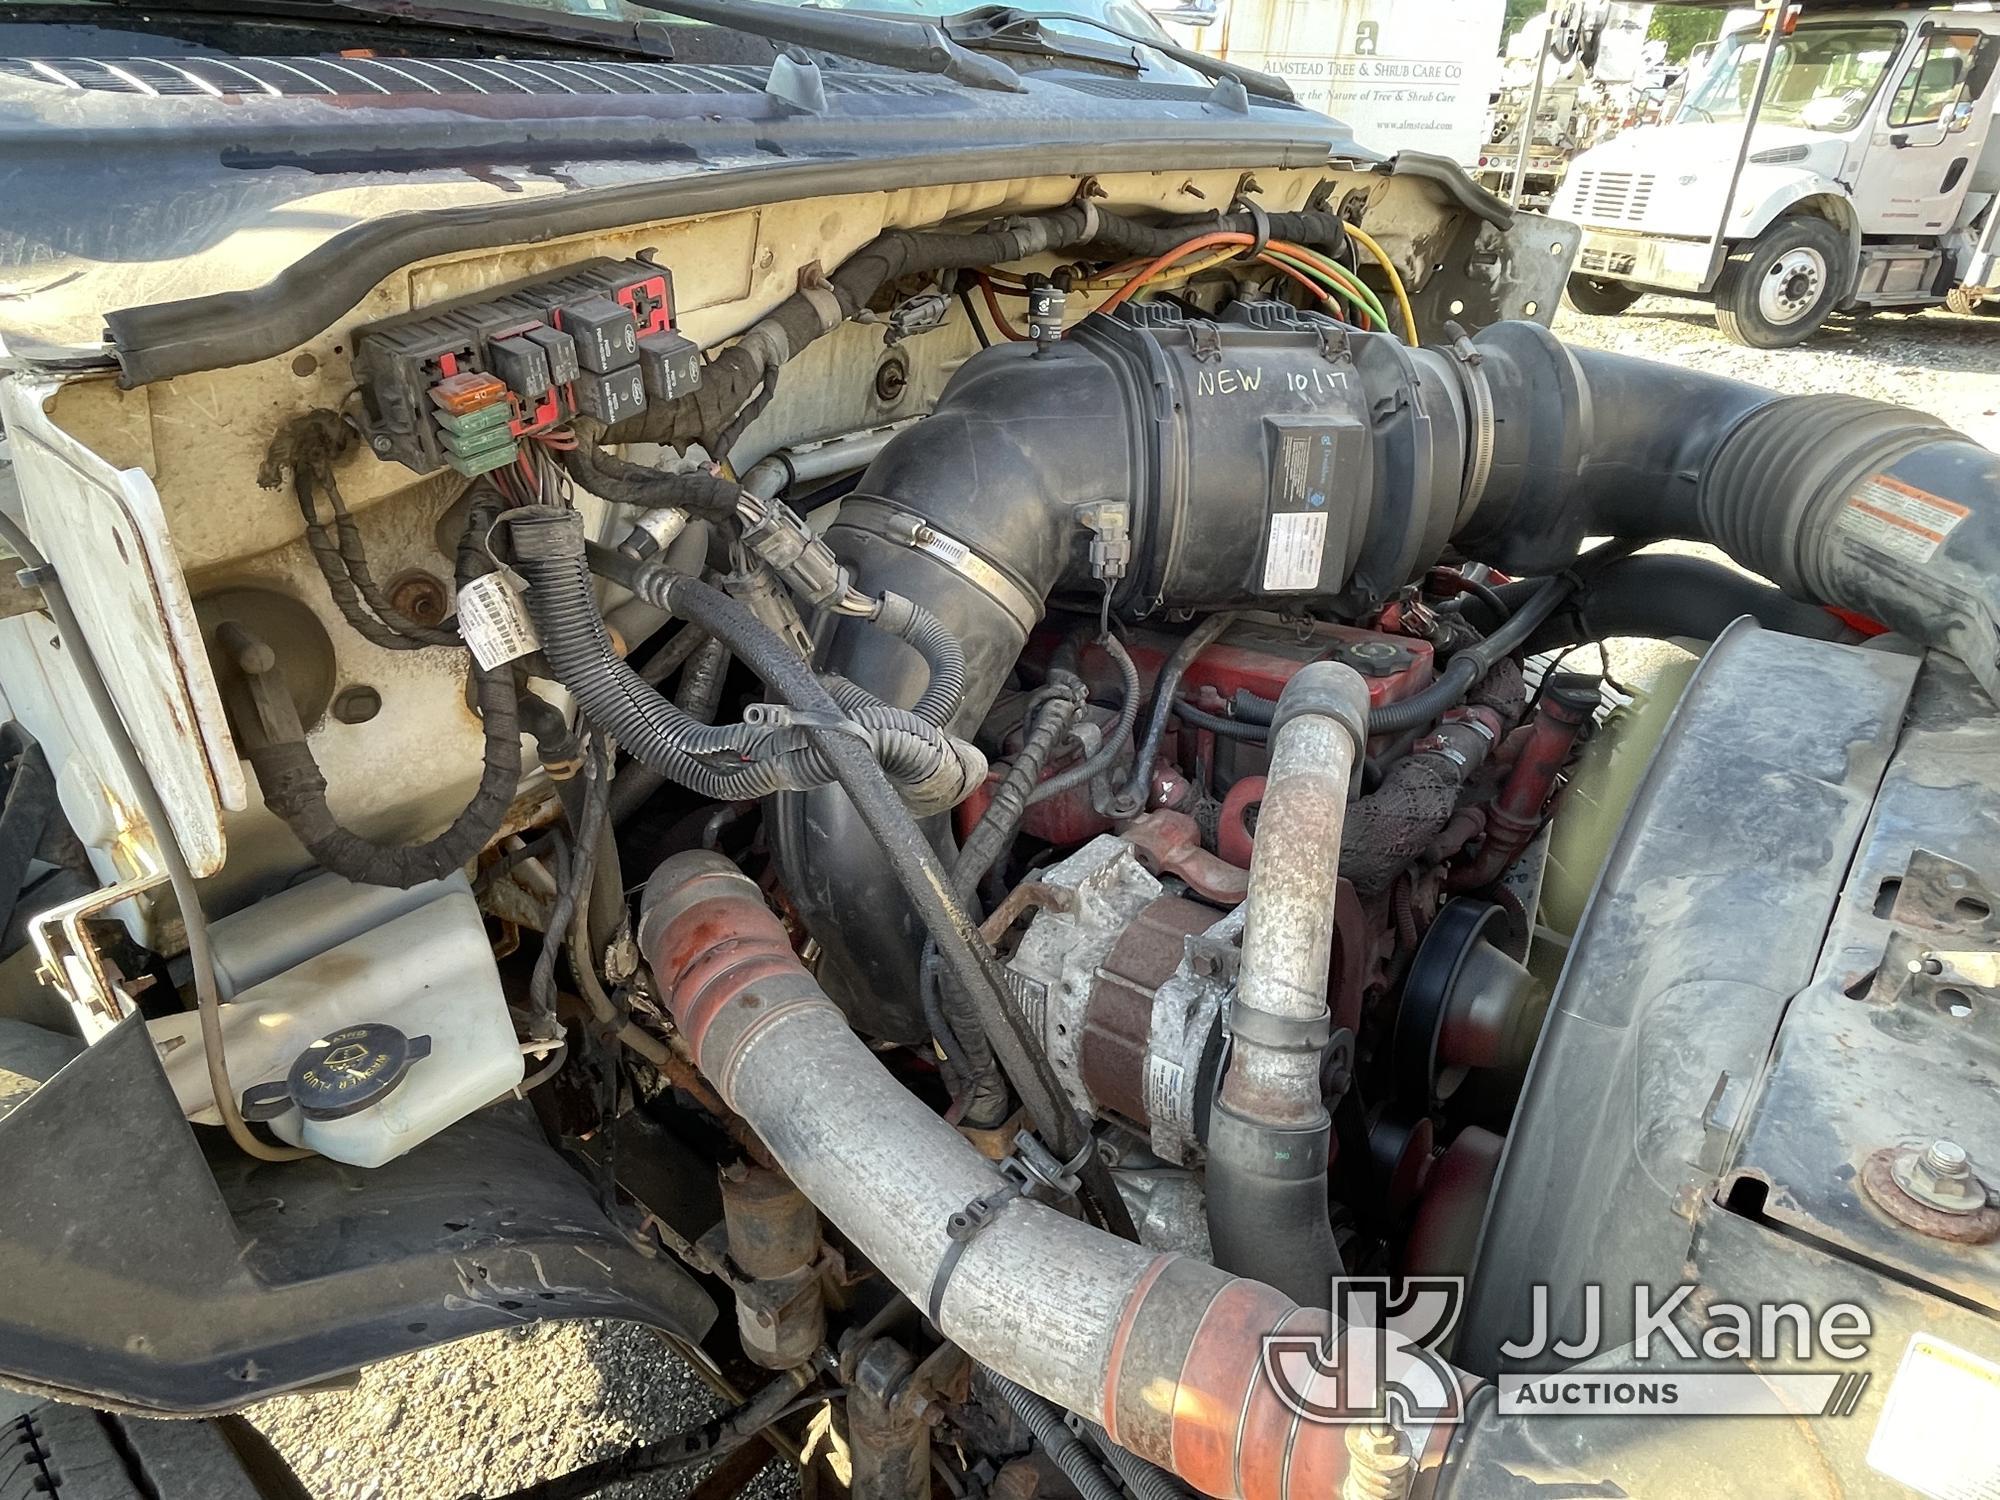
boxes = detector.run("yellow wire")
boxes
[1146,246,1253,289]
[1342,224,1418,345]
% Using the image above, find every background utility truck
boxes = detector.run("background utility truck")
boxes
[1553,2,2000,345]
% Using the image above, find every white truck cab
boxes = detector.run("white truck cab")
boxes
[1552,3,2000,345]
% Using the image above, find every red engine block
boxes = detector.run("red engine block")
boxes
[956,617,1434,853]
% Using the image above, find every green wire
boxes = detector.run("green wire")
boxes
[1266,248,1393,332]
[1289,247,1395,330]
[1263,247,1392,331]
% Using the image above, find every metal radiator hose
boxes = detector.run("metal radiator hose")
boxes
[1204,662,1370,1305]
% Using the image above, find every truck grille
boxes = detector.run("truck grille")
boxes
[1571,169,1655,223]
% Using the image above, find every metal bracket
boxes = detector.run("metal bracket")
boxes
[29,860,168,1041]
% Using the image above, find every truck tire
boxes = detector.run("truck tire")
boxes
[1714,216,1846,348]
[1563,276,1644,316]
[3,1401,309,1500]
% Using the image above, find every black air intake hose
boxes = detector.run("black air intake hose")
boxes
[1486,553,1861,651]
[1460,322,2000,700]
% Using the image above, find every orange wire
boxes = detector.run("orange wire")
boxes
[1095,231,1252,314]
[977,274,1027,340]
[1087,231,1372,329]
[1251,253,1362,326]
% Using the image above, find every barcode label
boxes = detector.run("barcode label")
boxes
[457,572,540,670]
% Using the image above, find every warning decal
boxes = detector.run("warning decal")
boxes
[1263,510,1329,592]
[1838,474,1971,565]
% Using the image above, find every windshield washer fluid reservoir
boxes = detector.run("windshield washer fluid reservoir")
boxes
[148,882,524,1167]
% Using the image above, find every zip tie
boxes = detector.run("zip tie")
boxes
[925,1130,1093,1326]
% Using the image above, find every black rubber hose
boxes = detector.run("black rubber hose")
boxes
[638,622,711,687]
[1028,633,1141,808]
[1492,552,1860,652]
[882,596,970,726]
[1170,699,1269,743]
[923,674,1086,1127]
[529,744,610,1041]
[920,942,1009,1128]
[1109,615,1235,815]
[516,688,585,778]
[246,492,523,888]
[656,575,1135,1240]
[985,1374,1126,1500]
[1366,572,1578,736]
[609,631,730,822]
[1230,688,1277,726]
[1442,571,1512,623]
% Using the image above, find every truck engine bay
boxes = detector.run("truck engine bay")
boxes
[2,149,1999,1500]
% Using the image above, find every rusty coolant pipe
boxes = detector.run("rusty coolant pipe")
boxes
[1203,662,1372,1306]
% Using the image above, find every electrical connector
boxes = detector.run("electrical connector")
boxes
[737,494,850,611]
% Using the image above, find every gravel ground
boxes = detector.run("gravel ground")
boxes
[250,1322,801,1500]
[247,288,1996,1500]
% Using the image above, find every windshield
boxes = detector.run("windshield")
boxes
[1679,22,1903,132]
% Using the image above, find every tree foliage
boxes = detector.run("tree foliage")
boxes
[1647,6,1727,62]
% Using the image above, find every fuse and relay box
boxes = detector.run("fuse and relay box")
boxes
[352,256,703,477]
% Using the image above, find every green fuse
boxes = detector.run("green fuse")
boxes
[447,441,519,478]
[434,401,515,437]
[440,422,518,460]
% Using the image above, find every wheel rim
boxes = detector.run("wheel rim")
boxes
[1757,246,1826,325]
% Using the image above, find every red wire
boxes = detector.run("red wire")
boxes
[977,274,1027,340]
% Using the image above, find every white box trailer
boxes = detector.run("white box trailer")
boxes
[1552,1,2000,345]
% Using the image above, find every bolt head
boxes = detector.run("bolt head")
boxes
[1925,1139,1970,1173]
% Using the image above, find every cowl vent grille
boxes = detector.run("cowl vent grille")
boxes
[0,55,954,98]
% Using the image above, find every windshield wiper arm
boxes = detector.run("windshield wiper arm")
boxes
[625,0,1025,92]
[941,6,1293,104]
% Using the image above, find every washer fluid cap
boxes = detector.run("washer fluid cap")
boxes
[286,1022,432,1120]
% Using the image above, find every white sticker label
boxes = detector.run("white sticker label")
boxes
[1838,474,1971,565]
[1867,1334,2000,1500]
[1263,510,1329,592]
[456,572,540,670]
